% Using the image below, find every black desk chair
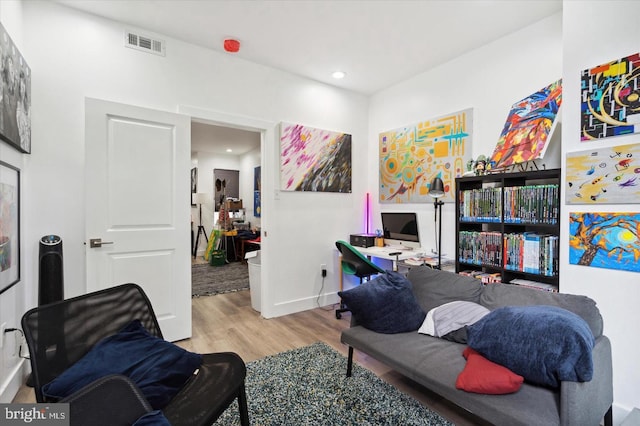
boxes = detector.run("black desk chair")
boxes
[21,283,249,426]
[335,240,385,319]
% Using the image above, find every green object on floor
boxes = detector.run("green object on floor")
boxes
[209,250,226,266]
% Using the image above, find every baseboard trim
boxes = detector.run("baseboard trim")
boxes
[0,358,28,403]
[267,292,340,318]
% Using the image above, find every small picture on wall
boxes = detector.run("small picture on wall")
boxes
[214,169,239,212]
[566,142,640,204]
[191,167,197,206]
[0,160,20,295]
[0,22,31,154]
[569,212,640,273]
[581,52,640,141]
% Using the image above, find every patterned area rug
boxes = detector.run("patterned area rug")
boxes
[192,262,249,297]
[214,342,453,426]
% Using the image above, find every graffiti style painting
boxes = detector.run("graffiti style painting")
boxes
[379,108,472,204]
[570,212,640,273]
[280,123,351,193]
[490,79,562,170]
[581,52,640,141]
[566,142,640,204]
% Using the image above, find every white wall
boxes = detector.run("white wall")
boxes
[0,0,30,403]
[561,1,640,421]
[369,13,563,261]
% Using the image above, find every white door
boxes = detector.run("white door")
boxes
[85,98,191,342]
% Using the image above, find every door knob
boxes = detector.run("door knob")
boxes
[89,238,114,248]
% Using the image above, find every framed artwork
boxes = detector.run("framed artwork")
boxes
[581,52,640,141]
[190,167,197,206]
[379,108,472,204]
[280,122,352,193]
[213,169,239,212]
[566,142,640,204]
[254,166,261,217]
[490,79,562,170]
[0,22,31,154]
[569,212,640,273]
[0,160,20,295]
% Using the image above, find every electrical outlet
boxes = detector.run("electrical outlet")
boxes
[320,264,327,277]
[0,322,6,349]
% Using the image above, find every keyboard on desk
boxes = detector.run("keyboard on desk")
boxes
[384,245,412,251]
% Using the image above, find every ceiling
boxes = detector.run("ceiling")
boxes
[56,0,562,96]
[55,0,562,156]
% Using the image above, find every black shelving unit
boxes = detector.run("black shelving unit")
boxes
[455,168,561,291]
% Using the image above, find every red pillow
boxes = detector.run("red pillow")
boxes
[456,347,524,394]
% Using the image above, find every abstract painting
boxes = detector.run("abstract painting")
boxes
[566,142,640,204]
[280,123,351,193]
[569,212,640,273]
[490,79,562,170]
[254,166,261,217]
[379,108,472,204]
[0,160,20,294]
[0,22,31,154]
[581,52,640,141]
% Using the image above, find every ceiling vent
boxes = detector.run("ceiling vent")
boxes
[125,30,165,56]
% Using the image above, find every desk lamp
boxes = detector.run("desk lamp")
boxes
[428,177,445,269]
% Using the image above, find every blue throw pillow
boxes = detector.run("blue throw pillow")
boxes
[43,320,202,409]
[467,305,595,388]
[338,270,426,333]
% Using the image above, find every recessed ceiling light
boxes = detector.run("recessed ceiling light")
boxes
[226,148,233,153]
[332,71,346,79]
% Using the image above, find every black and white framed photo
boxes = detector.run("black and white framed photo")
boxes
[0,160,20,295]
[191,167,197,206]
[0,22,31,154]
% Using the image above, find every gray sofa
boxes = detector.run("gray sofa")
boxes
[340,266,613,426]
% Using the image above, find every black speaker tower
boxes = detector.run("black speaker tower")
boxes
[39,235,64,306]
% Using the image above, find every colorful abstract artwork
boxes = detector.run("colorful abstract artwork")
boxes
[254,166,261,217]
[379,108,472,204]
[566,142,640,204]
[581,52,640,141]
[490,79,562,170]
[569,212,640,273]
[280,123,351,193]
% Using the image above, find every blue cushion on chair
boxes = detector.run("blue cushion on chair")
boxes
[338,270,426,333]
[43,320,202,409]
[133,410,172,426]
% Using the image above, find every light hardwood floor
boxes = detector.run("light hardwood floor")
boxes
[13,287,485,425]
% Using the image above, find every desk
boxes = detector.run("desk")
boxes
[337,246,425,294]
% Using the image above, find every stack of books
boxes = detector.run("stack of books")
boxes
[510,278,558,292]
[458,270,502,284]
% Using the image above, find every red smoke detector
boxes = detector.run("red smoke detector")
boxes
[224,39,240,53]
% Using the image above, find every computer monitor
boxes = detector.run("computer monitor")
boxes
[381,212,420,249]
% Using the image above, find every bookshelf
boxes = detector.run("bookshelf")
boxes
[455,168,560,291]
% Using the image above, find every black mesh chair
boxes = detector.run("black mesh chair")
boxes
[335,240,385,319]
[21,283,249,426]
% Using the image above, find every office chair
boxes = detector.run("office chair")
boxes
[21,283,249,426]
[335,240,385,319]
